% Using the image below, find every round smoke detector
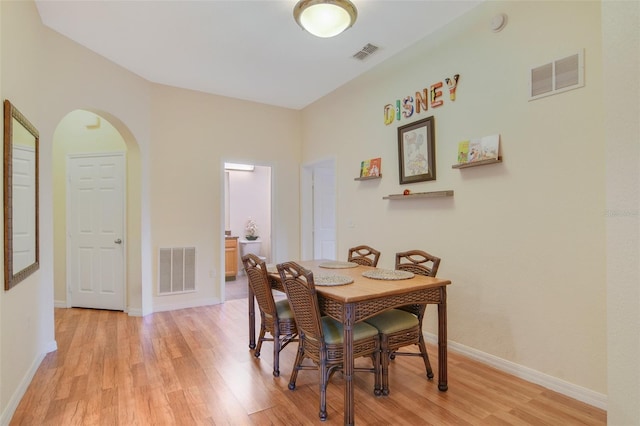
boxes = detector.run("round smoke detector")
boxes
[490,13,508,32]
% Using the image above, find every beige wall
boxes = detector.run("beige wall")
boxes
[302,0,606,396]
[148,84,300,311]
[1,0,54,415]
[1,0,639,423]
[603,0,640,424]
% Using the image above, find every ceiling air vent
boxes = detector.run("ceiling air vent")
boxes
[352,43,379,61]
[529,50,584,101]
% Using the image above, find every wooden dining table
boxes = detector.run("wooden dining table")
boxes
[247,259,451,425]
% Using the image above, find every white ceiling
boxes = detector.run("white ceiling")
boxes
[35,0,482,110]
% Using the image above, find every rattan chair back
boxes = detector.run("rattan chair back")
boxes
[395,249,441,277]
[242,253,297,377]
[243,253,277,317]
[395,250,441,317]
[348,245,381,267]
[276,261,324,342]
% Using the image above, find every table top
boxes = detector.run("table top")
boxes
[270,259,451,304]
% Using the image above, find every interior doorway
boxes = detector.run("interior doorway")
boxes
[301,159,337,261]
[52,110,129,311]
[223,162,272,301]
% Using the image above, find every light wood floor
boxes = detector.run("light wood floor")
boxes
[10,301,606,425]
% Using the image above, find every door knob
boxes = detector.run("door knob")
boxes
[114,238,122,244]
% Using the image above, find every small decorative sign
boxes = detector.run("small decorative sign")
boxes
[384,74,459,125]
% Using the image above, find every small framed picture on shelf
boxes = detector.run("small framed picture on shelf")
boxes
[360,157,381,177]
[397,116,435,184]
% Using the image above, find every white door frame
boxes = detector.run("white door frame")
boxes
[220,160,274,301]
[66,151,126,310]
[301,158,337,260]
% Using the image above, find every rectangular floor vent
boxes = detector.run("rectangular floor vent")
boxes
[158,247,196,295]
[529,50,584,101]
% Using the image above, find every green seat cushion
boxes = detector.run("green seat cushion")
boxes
[365,309,419,334]
[321,316,379,344]
[275,299,295,319]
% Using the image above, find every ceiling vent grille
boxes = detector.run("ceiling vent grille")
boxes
[529,50,584,101]
[158,247,196,295]
[352,43,379,61]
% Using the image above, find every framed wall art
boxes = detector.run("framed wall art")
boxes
[397,116,435,184]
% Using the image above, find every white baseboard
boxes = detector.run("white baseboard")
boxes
[127,307,144,317]
[424,333,607,410]
[152,297,221,313]
[0,349,48,426]
[45,339,58,354]
[53,299,222,317]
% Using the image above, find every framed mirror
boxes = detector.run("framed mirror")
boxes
[4,100,39,290]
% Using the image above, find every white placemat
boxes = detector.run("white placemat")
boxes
[314,274,354,286]
[318,261,359,269]
[362,269,415,280]
[266,264,278,274]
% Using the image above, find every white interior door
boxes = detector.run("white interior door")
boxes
[67,153,125,310]
[312,163,336,260]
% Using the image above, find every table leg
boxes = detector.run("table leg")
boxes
[438,287,448,391]
[248,284,256,349]
[343,303,355,425]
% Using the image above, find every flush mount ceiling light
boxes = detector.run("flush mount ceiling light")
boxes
[293,0,358,38]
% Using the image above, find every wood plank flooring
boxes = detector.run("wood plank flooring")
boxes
[10,301,606,425]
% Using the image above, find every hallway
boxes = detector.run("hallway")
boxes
[225,275,248,301]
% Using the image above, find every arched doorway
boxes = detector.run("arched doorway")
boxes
[51,109,142,313]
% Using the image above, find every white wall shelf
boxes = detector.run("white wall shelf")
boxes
[354,175,382,181]
[383,190,454,200]
[452,157,502,169]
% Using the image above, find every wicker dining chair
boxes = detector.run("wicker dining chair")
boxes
[276,261,381,421]
[347,245,381,267]
[364,249,441,395]
[242,254,298,377]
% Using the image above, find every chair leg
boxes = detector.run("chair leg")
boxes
[319,359,329,421]
[373,348,382,396]
[288,341,305,391]
[381,337,391,396]
[272,326,280,377]
[255,322,266,358]
[417,335,434,379]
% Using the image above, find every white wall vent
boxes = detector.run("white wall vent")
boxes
[158,247,196,295]
[529,50,584,101]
